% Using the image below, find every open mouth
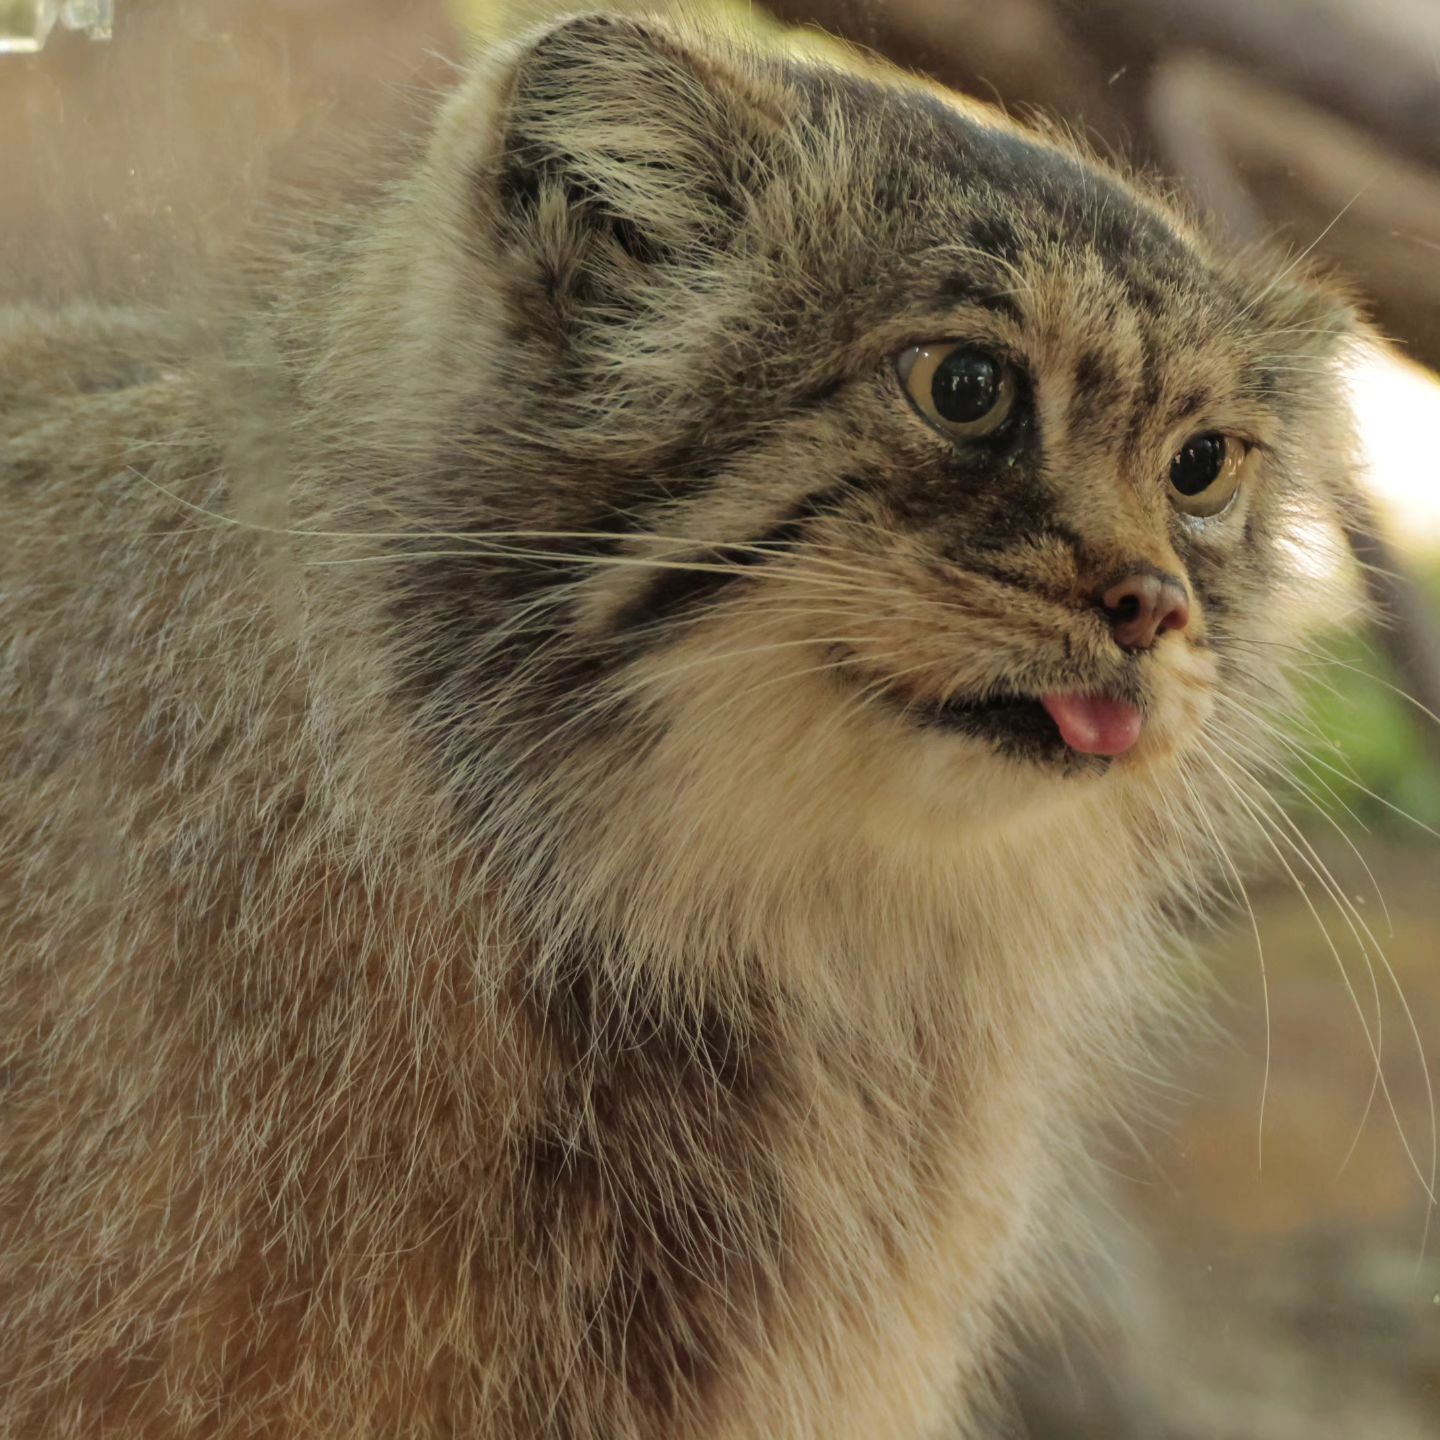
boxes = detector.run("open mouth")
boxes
[848,658,1145,769]
[918,692,1072,761]
[933,690,1148,771]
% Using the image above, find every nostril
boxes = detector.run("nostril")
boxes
[1110,592,1142,626]
[1099,570,1190,652]
[1157,590,1191,636]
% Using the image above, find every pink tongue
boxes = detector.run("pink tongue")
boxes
[1041,693,1143,757]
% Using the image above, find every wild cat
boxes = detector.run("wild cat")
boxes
[0,11,1364,1438]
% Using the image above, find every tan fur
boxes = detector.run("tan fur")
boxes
[0,13,1360,1438]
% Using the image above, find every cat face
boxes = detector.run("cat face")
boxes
[397,15,1357,842]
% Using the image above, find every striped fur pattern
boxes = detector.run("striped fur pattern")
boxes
[0,13,1360,1438]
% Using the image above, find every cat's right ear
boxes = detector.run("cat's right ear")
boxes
[481,14,783,317]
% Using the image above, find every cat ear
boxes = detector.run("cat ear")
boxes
[489,14,780,301]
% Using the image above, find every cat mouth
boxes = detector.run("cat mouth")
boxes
[842,654,1144,768]
[910,692,1096,767]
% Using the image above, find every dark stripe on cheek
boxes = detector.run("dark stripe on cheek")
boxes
[606,487,842,638]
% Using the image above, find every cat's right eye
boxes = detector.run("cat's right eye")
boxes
[896,343,1019,441]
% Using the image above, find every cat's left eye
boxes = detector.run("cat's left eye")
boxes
[896,343,1019,441]
[1167,432,1248,518]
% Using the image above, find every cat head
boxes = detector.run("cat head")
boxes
[370,14,1359,909]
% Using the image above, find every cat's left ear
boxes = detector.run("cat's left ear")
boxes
[482,14,784,305]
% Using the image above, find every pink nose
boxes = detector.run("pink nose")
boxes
[1100,570,1190,651]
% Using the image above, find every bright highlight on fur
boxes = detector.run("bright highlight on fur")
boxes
[0,11,1377,1438]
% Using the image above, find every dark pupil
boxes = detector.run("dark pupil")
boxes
[1170,433,1226,495]
[931,348,1000,424]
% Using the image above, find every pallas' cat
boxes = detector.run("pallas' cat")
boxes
[0,12,1359,1438]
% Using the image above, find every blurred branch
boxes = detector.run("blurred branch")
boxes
[1085,0,1440,175]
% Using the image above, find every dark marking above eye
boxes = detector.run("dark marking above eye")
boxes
[1167,390,1210,427]
[934,270,1023,324]
[977,291,1023,323]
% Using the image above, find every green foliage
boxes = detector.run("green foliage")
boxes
[1294,562,1440,837]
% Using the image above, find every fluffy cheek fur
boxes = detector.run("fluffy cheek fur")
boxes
[546,584,1219,985]
[570,495,1224,842]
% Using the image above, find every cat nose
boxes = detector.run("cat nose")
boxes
[1099,569,1190,651]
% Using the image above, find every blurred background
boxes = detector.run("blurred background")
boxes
[3,1,1437,1434]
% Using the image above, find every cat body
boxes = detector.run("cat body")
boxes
[0,15,1356,1437]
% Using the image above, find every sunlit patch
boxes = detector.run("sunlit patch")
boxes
[1276,515,1358,593]
[1268,342,1440,600]
[1346,342,1440,554]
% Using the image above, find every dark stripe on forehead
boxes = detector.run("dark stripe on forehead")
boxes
[605,485,844,640]
[1124,323,1165,457]
[1074,349,1117,396]
[1069,347,1120,435]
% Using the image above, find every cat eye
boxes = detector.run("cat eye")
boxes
[896,343,1019,440]
[1167,432,1247,518]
